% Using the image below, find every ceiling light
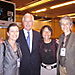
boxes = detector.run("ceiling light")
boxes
[16,0,53,11]
[43,20,52,22]
[70,16,75,18]
[50,1,75,9]
[31,8,47,13]
[57,13,75,17]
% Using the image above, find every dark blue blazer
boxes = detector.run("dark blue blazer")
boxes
[17,29,41,75]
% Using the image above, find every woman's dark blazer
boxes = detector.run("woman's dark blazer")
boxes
[17,29,41,75]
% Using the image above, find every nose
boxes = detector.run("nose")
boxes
[26,22,30,26]
[13,31,18,34]
[45,31,49,34]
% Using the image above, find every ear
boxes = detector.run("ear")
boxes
[7,32,9,36]
[70,24,72,28]
[70,25,73,31]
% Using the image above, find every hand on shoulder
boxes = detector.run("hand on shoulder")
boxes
[0,37,4,44]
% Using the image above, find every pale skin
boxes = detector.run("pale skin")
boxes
[22,13,34,31]
[42,27,52,43]
[60,19,72,36]
[7,26,19,52]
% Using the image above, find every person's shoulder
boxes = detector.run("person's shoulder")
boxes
[51,39,57,43]
[19,29,23,33]
[0,40,6,48]
[60,33,64,38]
[58,33,64,40]
[33,30,39,33]
[70,32,75,39]
[71,32,75,35]
[32,30,41,39]
[33,30,40,35]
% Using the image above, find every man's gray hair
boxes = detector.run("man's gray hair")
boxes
[59,16,73,26]
[22,13,34,22]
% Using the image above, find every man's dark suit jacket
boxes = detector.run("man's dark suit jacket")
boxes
[17,29,41,75]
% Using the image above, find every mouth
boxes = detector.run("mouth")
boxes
[26,25,30,27]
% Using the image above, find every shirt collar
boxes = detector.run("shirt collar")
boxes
[23,29,32,38]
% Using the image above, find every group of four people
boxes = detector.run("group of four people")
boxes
[0,13,75,75]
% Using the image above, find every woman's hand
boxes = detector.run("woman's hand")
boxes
[0,37,4,44]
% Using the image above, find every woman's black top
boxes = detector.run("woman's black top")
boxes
[40,39,58,65]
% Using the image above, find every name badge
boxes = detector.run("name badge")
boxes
[17,58,20,68]
[60,48,66,56]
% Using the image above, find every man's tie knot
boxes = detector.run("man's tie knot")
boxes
[27,32,29,37]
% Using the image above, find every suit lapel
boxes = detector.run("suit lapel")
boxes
[21,30,30,53]
[66,33,75,52]
[32,30,35,53]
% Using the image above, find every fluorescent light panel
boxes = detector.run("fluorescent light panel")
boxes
[32,1,75,13]
[16,0,53,11]
[57,13,75,17]
[31,8,47,13]
[50,1,75,9]
[70,16,75,18]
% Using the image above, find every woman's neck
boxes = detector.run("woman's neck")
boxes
[44,39,51,43]
[8,39,15,45]
[8,39,17,49]
[8,39,17,51]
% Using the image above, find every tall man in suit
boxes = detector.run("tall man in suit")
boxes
[17,13,41,75]
[57,16,75,75]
